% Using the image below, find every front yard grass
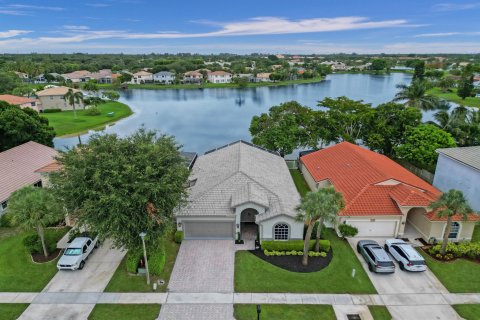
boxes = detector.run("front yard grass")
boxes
[419,250,480,293]
[104,237,179,292]
[452,304,480,320]
[368,306,392,320]
[289,169,310,198]
[0,304,29,320]
[427,87,480,108]
[234,304,335,320]
[88,304,160,320]
[235,229,376,293]
[0,227,68,292]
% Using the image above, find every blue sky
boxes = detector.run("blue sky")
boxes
[0,0,479,53]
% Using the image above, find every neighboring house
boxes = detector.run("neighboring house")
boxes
[176,141,303,241]
[300,142,479,241]
[129,71,153,84]
[271,64,283,70]
[14,71,29,81]
[0,94,41,111]
[153,71,175,84]
[36,86,84,111]
[207,71,232,84]
[321,61,348,71]
[433,146,480,212]
[34,74,46,84]
[183,71,203,84]
[255,73,272,82]
[62,70,91,83]
[89,69,113,84]
[0,142,58,216]
[235,74,255,82]
[287,59,304,66]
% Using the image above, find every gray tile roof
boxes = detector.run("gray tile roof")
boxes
[177,141,301,222]
[437,146,480,171]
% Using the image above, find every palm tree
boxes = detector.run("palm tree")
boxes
[429,190,476,255]
[64,88,84,119]
[393,79,440,111]
[296,187,345,266]
[8,186,63,258]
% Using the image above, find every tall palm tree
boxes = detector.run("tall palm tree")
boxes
[429,189,476,255]
[393,79,440,111]
[8,186,63,257]
[64,88,84,119]
[296,187,345,266]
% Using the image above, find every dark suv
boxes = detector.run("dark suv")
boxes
[357,240,395,273]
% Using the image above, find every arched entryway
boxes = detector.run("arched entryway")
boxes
[240,208,259,241]
[405,207,428,239]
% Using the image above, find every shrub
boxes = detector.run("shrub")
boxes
[85,106,101,116]
[149,249,166,276]
[22,232,60,254]
[428,242,480,260]
[42,108,62,113]
[174,231,184,243]
[303,221,326,239]
[261,240,331,252]
[126,250,142,273]
[264,249,327,258]
[0,212,15,227]
[338,224,358,238]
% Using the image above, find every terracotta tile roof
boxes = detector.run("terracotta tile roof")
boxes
[35,160,62,173]
[389,184,434,207]
[425,211,479,222]
[0,141,58,203]
[36,86,80,97]
[133,71,152,76]
[0,94,36,105]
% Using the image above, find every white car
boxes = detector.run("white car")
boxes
[57,237,98,270]
[384,239,426,272]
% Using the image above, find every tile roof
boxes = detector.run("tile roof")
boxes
[133,71,152,76]
[437,146,480,171]
[425,211,479,222]
[177,141,300,222]
[0,141,58,203]
[0,94,36,105]
[35,160,62,173]
[36,86,80,96]
[208,71,232,76]
[300,142,443,218]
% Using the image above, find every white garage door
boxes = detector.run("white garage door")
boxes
[345,220,398,237]
[184,221,234,240]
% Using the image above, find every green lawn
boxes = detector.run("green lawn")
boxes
[105,237,179,292]
[472,223,480,242]
[88,304,160,320]
[41,101,133,136]
[289,169,311,198]
[369,306,392,320]
[234,304,335,320]
[427,87,480,108]
[235,229,376,293]
[0,304,29,320]
[419,249,480,293]
[0,227,68,291]
[452,304,480,320]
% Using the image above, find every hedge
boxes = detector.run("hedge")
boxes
[22,231,64,254]
[126,250,142,273]
[42,108,62,113]
[174,231,184,244]
[429,242,480,260]
[261,240,330,252]
[149,250,166,276]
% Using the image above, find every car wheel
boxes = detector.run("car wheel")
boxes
[399,262,405,271]
[384,244,389,253]
[368,263,373,272]
[79,261,85,270]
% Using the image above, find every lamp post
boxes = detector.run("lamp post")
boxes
[139,232,150,285]
[256,304,261,320]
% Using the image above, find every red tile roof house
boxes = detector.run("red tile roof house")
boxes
[0,94,41,112]
[0,141,58,216]
[299,142,479,241]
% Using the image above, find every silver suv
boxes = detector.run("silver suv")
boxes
[384,239,426,272]
[357,240,395,273]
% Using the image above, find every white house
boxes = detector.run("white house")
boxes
[207,71,232,84]
[433,146,480,211]
[183,71,203,84]
[176,141,303,242]
[255,73,272,82]
[129,71,153,84]
[153,71,175,84]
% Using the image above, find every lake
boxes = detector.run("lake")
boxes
[54,73,413,153]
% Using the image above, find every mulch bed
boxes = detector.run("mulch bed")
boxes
[31,249,62,263]
[249,248,333,273]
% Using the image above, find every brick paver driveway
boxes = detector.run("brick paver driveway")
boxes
[167,240,235,293]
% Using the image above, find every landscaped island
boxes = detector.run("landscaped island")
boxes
[42,101,133,137]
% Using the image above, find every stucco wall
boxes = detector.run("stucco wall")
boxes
[235,202,266,234]
[406,208,432,239]
[300,162,317,191]
[260,215,304,241]
[39,95,85,111]
[337,215,403,236]
[433,154,480,211]
[428,221,476,242]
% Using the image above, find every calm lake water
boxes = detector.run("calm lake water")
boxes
[54,73,414,153]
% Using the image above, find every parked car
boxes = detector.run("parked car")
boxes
[384,239,426,272]
[357,240,395,273]
[57,236,98,270]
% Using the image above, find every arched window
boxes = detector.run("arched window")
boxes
[448,222,460,239]
[274,223,289,240]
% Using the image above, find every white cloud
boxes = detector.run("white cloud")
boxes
[414,31,480,37]
[85,3,111,7]
[63,25,91,31]
[0,29,31,38]
[432,2,480,11]
[0,9,29,15]
[7,4,64,11]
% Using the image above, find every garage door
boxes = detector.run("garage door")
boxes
[345,220,398,237]
[184,221,234,239]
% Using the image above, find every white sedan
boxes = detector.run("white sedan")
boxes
[384,239,427,272]
[57,236,98,270]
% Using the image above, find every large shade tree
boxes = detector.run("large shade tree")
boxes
[296,187,345,266]
[8,186,63,257]
[50,129,189,250]
[393,79,440,111]
[429,190,476,255]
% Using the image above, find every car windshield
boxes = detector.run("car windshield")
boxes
[64,248,82,256]
[410,260,425,266]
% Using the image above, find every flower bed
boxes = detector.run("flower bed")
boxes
[425,242,480,262]
[249,248,333,273]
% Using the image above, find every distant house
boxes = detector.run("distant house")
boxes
[153,71,175,84]
[129,71,153,84]
[0,94,40,111]
[14,71,29,81]
[62,70,92,83]
[433,146,480,212]
[207,71,232,84]
[36,86,84,111]
[34,74,47,84]
[89,69,113,84]
[321,61,347,71]
[0,141,58,216]
[287,59,304,66]
[235,73,255,82]
[271,64,283,70]
[183,71,203,84]
[255,73,272,82]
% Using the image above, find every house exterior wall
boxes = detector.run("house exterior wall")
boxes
[260,215,304,241]
[38,95,85,111]
[407,208,433,239]
[337,215,403,236]
[207,74,232,83]
[300,161,317,191]
[433,154,480,211]
[234,202,266,234]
